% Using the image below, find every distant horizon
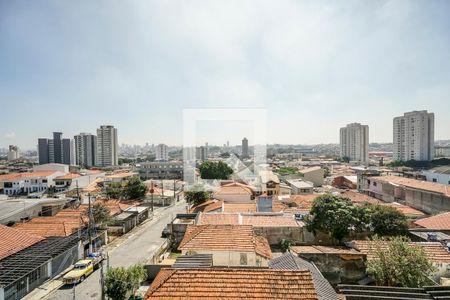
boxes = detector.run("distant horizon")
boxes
[1,1,449,149]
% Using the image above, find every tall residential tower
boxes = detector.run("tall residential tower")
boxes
[97,125,118,167]
[74,133,97,167]
[393,110,434,161]
[340,123,369,164]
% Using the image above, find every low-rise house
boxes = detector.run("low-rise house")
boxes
[414,212,450,233]
[54,173,81,191]
[332,175,357,189]
[195,213,310,245]
[269,253,338,300]
[0,170,65,195]
[212,182,254,202]
[291,245,367,284]
[287,179,314,195]
[0,225,81,300]
[366,176,450,214]
[178,225,272,267]
[347,239,450,281]
[422,166,450,185]
[299,167,324,187]
[137,161,183,180]
[257,170,280,196]
[144,268,319,299]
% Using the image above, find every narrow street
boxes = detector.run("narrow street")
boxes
[45,200,186,300]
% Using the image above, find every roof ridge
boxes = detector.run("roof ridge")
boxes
[179,225,207,248]
[149,269,178,294]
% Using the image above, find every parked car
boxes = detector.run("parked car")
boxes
[161,226,170,238]
[63,254,103,285]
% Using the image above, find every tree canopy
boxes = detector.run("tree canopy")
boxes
[184,190,211,206]
[367,236,435,287]
[306,194,408,243]
[105,176,148,200]
[90,203,111,225]
[199,161,233,180]
[105,264,147,300]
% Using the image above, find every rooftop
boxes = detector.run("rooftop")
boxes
[415,212,450,230]
[291,245,363,256]
[371,176,450,197]
[55,173,81,180]
[144,268,318,299]
[348,240,450,263]
[179,225,272,259]
[197,213,301,227]
[0,170,58,181]
[0,225,44,260]
[299,166,322,174]
[269,253,338,300]
[213,182,253,195]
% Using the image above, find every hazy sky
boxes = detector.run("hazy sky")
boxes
[1,0,449,149]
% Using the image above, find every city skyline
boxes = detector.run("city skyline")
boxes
[1,1,450,148]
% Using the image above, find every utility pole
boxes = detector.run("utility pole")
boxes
[150,181,154,212]
[100,256,105,300]
[73,282,76,300]
[88,193,93,253]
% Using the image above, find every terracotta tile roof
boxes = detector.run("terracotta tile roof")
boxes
[145,268,319,299]
[55,173,81,180]
[279,194,322,213]
[291,245,362,256]
[197,213,240,225]
[0,170,57,181]
[343,191,380,205]
[179,225,272,259]
[223,202,257,213]
[93,199,139,216]
[371,176,450,197]
[415,212,450,230]
[343,191,426,217]
[198,213,301,227]
[214,182,254,195]
[0,225,44,260]
[242,215,300,227]
[189,199,223,213]
[349,240,450,263]
[13,219,85,237]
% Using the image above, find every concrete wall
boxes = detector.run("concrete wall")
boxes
[302,169,324,187]
[296,252,366,284]
[405,189,450,214]
[180,250,268,267]
[253,226,315,245]
[422,171,450,185]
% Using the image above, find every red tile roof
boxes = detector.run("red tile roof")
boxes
[0,170,57,181]
[189,199,223,213]
[0,225,44,260]
[415,212,450,230]
[198,213,240,225]
[223,202,256,213]
[179,225,272,259]
[214,182,254,195]
[145,268,319,299]
[55,173,81,180]
[371,176,450,197]
[242,215,299,227]
[350,240,450,263]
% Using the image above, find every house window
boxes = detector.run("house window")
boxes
[432,179,437,182]
[240,253,247,265]
[373,182,377,186]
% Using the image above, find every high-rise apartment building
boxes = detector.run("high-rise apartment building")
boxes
[74,133,97,167]
[156,143,169,161]
[97,125,118,167]
[242,137,249,158]
[37,132,75,165]
[339,123,369,163]
[7,145,20,161]
[393,110,434,161]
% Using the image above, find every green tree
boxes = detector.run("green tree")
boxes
[123,176,148,200]
[106,182,123,199]
[306,194,361,243]
[199,161,233,180]
[91,203,111,225]
[367,236,436,287]
[280,239,292,253]
[184,190,211,206]
[367,204,408,236]
[105,264,147,300]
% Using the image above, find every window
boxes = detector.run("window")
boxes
[433,179,437,182]
[373,182,377,186]
[240,253,248,265]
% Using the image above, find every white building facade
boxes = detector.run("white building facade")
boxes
[156,144,168,161]
[74,133,97,167]
[340,123,369,164]
[97,125,118,167]
[393,110,434,161]
[7,145,20,161]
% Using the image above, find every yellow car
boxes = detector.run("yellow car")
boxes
[63,259,94,285]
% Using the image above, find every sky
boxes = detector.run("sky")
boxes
[0,0,449,149]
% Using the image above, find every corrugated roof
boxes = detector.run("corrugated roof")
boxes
[269,253,338,300]
[145,268,319,299]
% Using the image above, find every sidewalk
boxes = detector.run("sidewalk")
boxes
[22,201,184,300]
